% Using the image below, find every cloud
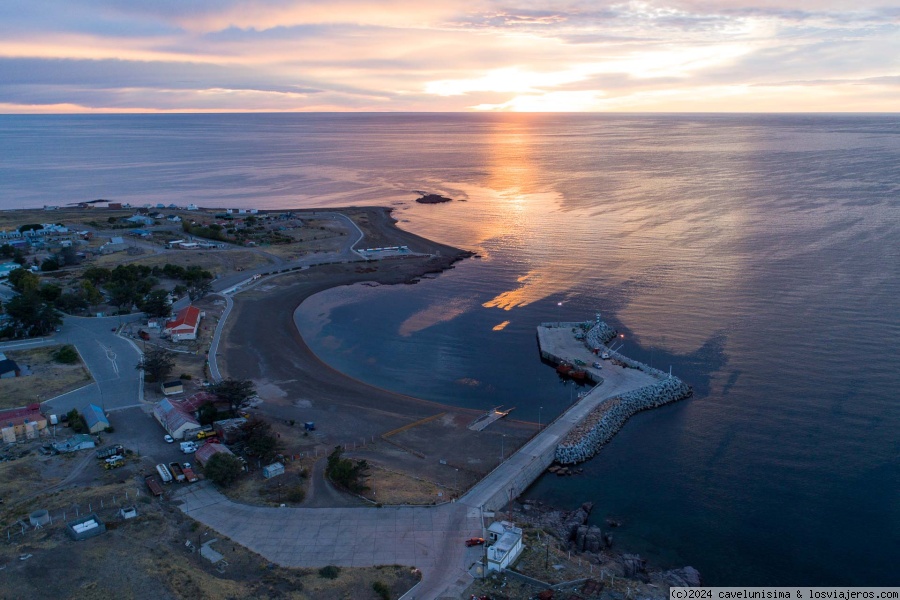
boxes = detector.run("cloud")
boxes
[0,0,896,112]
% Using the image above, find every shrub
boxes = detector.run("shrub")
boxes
[53,345,79,364]
[318,565,340,580]
[372,581,391,600]
[285,485,305,503]
[180,373,193,380]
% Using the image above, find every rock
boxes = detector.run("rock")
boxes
[415,193,452,204]
[662,566,702,587]
[622,554,647,579]
[605,518,621,528]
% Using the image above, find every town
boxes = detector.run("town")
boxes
[1,202,697,600]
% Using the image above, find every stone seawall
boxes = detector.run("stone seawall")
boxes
[555,376,692,465]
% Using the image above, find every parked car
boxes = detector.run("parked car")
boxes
[164,434,174,443]
[465,537,485,547]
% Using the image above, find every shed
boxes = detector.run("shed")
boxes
[161,380,184,396]
[82,403,110,433]
[66,514,106,541]
[195,442,234,466]
[262,462,285,479]
[153,397,200,440]
[54,434,96,453]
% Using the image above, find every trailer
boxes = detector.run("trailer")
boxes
[145,475,164,497]
[168,462,186,483]
[156,463,173,483]
[96,444,124,460]
[182,466,199,483]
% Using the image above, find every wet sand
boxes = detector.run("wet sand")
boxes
[219,207,534,492]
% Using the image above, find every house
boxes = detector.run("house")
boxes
[153,398,200,440]
[100,237,128,254]
[195,442,234,466]
[161,380,183,396]
[187,204,199,211]
[107,203,123,210]
[0,405,47,442]
[166,215,182,222]
[262,462,284,479]
[54,434,96,453]
[126,215,154,226]
[129,229,152,238]
[486,521,524,572]
[82,403,110,433]
[0,358,20,378]
[164,305,202,341]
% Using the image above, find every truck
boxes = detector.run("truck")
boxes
[180,441,197,454]
[156,463,173,483]
[145,475,164,497]
[168,462,186,483]
[96,445,124,460]
[104,456,124,469]
[182,465,199,483]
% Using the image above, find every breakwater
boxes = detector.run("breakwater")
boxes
[555,376,691,465]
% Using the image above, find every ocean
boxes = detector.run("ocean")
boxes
[2,113,898,585]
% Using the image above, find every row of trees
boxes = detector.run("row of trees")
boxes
[0,269,62,338]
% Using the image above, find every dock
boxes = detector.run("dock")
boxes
[468,406,514,432]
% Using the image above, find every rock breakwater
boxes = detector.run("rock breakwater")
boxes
[555,376,692,465]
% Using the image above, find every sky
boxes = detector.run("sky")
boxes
[1,0,898,113]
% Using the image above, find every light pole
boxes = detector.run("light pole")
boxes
[538,406,543,431]
[500,435,505,462]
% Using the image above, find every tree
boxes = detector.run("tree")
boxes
[67,409,87,433]
[106,281,138,312]
[4,294,61,338]
[18,224,43,233]
[243,418,280,462]
[7,269,40,294]
[325,446,370,494]
[58,246,78,266]
[211,378,256,412]
[54,293,88,314]
[80,280,104,307]
[139,289,171,318]
[82,267,111,284]
[187,279,212,301]
[197,402,219,426]
[203,453,243,487]
[40,258,59,272]
[137,347,175,382]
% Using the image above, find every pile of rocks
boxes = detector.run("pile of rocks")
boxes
[555,376,692,465]
[584,317,618,348]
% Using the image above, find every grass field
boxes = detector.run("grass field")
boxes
[0,345,93,409]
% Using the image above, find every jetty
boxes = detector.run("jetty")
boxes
[461,315,690,511]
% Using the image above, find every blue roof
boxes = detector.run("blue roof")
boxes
[83,403,109,428]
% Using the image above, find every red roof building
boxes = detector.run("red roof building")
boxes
[195,442,234,466]
[164,305,202,341]
[0,405,47,441]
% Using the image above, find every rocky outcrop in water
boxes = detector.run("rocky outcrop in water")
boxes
[415,193,452,204]
[555,376,692,465]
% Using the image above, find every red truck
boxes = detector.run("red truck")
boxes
[168,462,186,483]
[145,475,164,497]
[182,465,199,483]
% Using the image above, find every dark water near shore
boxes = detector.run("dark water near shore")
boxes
[2,114,899,585]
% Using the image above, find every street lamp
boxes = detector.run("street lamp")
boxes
[500,435,505,462]
[538,406,543,431]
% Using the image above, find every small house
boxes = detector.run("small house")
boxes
[486,521,524,572]
[161,380,184,396]
[0,358,21,378]
[82,403,110,433]
[262,462,284,479]
[0,405,47,441]
[153,398,200,440]
[54,434,96,453]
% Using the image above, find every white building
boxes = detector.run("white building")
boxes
[486,521,524,572]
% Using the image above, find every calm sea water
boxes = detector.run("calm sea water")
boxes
[2,114,898,585]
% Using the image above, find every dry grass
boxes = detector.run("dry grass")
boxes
[218,459,310,507]
[367,465,443,505]
[0,345,93,409]
[0,461,420,600]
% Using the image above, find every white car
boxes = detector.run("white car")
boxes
[164,435,174,443]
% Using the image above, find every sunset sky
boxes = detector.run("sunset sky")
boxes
[1,0,897,112]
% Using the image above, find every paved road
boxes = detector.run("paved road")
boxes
[174,483,481,599]
[0,314,145,415]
